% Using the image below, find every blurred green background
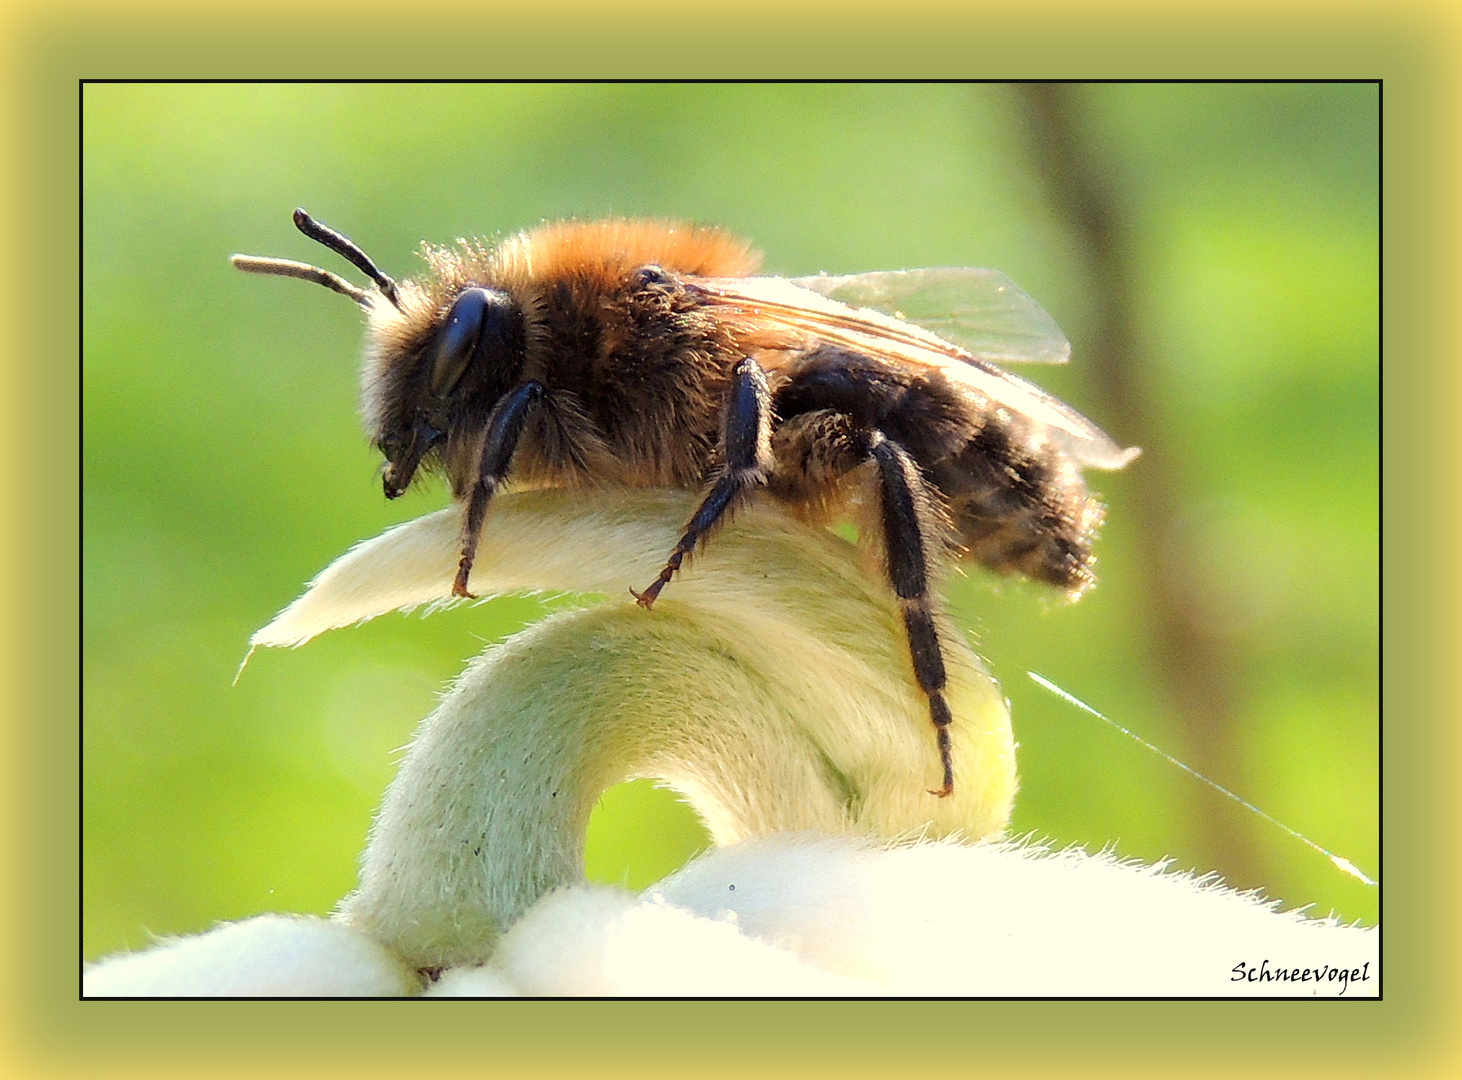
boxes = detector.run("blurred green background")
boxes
[82,83,1378,963]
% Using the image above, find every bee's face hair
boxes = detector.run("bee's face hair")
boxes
[230,208,402,312]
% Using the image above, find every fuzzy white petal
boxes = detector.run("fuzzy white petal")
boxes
[428,884,872,997]
[82,915,418,998]
[251,491,706,649]
[84,839,1375,998]
[652,834,1378,997]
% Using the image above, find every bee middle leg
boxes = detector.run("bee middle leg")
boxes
[769,410,957,797]
[634,357,771,608]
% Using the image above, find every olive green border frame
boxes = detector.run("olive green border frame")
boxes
[20,2,1450,1076]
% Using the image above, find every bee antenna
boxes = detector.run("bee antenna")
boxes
[230,253,375,309]
[291,208,402,311]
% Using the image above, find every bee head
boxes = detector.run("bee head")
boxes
[375,285,522,499]
[233,210,530,501]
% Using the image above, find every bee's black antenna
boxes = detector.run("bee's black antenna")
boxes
[291,208,401,310]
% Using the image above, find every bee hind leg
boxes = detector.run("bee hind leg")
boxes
[634,357,771,608]
[768,411,958,797]
[869,432,957,798]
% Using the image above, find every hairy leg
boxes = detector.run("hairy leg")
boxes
[453,381,545,598]
[633,357,772,608]
[769,408,960,798]
[868,433,957,798]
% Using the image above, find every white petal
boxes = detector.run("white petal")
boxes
[654,834,1379,997]
[250,490,692,650]
[82,915,418,998]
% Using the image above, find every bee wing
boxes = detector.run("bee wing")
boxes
[692,275,1140,471]
[791,267,1072,365]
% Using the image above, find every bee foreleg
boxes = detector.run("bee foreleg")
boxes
[454,381,545,598]
[869,432,957,798]
[634,357,771,608]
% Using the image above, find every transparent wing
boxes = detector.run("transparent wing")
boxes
[693,275,1138,471]
[790,267,1071,365]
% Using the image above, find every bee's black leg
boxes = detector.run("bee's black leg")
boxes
[869,432,957,798]
[634,357,771,608]
[454,381,545,598]
[763,408,957,795]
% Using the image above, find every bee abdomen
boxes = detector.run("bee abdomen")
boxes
[933,422,1104,597]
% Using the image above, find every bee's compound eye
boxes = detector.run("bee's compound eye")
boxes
[631,264,676,290]
[432,287,517,398]
[432,288,487,397]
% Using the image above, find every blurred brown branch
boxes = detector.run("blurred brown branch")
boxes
[1013,82,1261,889]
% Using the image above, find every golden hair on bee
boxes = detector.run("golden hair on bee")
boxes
[233,209,1138,798]
[437,218,761,289]
[376,220,761,363]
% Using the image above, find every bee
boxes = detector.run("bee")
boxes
[233,210,1138,798]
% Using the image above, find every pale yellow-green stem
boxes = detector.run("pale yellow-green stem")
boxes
[251,490,1015,972]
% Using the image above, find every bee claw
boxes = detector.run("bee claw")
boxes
[452,564,477,600]
[629,586,656,610]
[928,783,954,799]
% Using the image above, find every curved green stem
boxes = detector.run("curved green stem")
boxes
[254,491,1015,971]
